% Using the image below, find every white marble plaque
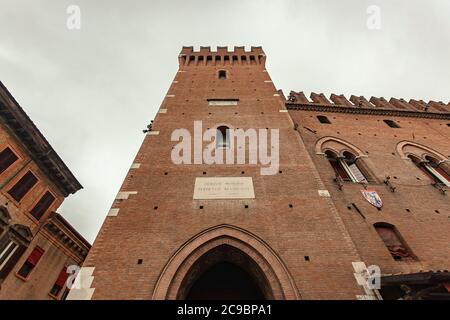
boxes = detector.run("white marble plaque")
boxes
[193,177,255,200]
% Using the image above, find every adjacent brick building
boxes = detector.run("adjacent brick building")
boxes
[0,82,89,300]
[72,46,450,300]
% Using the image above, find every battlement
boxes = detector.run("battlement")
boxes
[179,46,266,67]
[287,91,450,114]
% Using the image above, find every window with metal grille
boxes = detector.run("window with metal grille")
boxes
[0,147,18,174]
[7,171,38,202]
[30,191,55,220]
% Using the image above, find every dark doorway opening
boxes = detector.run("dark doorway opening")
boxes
[177,244,271,300]
[186,261,265,300]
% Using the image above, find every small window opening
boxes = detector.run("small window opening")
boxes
[218,70,227,80]
[216,126,230,149]
[317,115,331,124]
[383,120,401,128]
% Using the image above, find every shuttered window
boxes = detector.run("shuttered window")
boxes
[347,163,368,183]
[17,246,44,279]
[329,158,351,181]
[0,241,19,271]
[423,163,450,187]
[7,171,38,202]
[0,147,18,174]
[30,191,55,220]
[0,241,26,280]
[50,266,68,297]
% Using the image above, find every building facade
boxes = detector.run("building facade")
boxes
[0,82,89,300]
[71,47,450,300]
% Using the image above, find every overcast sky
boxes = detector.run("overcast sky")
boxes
[1,0,449,243]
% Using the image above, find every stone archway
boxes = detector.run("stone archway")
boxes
[180,245,268,300]
[152,225,300,300]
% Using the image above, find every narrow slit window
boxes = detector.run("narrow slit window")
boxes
[383,120,400,128]
[216,126,230,149]
[7,171,38,202]
[0,147,18,174]
[208,98,239,106]
[317,115,331,124]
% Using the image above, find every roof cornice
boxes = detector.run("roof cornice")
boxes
[0,81,82,196]
[286,103,450,120]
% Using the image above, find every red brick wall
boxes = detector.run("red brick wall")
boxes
[86,48,366,300]
[288,110,450,277]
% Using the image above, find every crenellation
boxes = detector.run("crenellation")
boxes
[310,92,332,105]
[287,92,449,114]
[409,99,427,111]
[428,101,448,113]
[180,46,265,67]
[289,91,310,103]
[389,98,412,110]
[330,94,354,107]
[370,97,394,109]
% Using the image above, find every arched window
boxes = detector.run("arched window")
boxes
[325,150,368,183]
[218,70,227,80]
[374,223,414,261]
[408,155,450,187]
[325,151,351,181]
[216,126,230,149]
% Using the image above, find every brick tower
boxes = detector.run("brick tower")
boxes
[70,46,383,300]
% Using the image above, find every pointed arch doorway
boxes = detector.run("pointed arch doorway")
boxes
[180,245,268,300]
[152,225,300,300]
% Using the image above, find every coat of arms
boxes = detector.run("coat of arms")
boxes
[361,190,383,208]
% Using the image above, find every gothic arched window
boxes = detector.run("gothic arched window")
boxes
[408,154,450,187]
[325,150,369,183]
